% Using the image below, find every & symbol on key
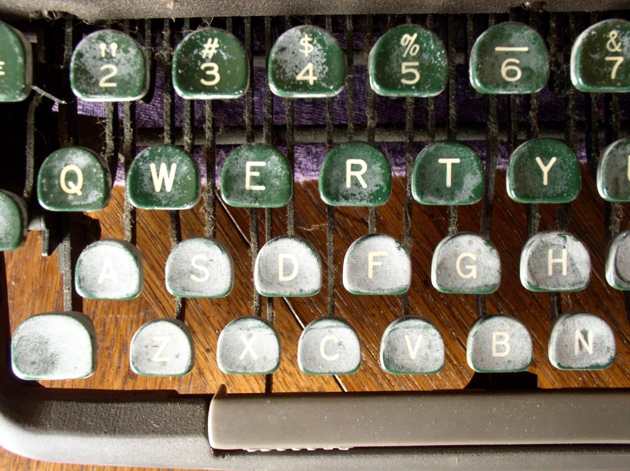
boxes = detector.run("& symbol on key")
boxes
[607,30,622,52]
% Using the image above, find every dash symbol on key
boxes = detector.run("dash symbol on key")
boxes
[494,46,529,52]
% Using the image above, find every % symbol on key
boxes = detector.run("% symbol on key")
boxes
[401,33,420,57]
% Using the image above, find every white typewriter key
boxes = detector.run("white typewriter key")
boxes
[605,230,630,290]
[165,237,233,298]
[431,232,501,294]
[75,239,144,300]
[380,316,444,375]
[466,314,532,373]
[254,236,322,297]
[11,312,96,380]
[520,230,590,292]
[217,317,280,375]
[298,317,361,375]
[343,233,411,295]
[130,319,194,376]
[548,312,616,370]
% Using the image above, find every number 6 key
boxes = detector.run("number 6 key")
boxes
[70,30,149,102]
[470,22,549,94]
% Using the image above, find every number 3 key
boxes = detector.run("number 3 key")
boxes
[571,19,630,93]
[70,30,149,102]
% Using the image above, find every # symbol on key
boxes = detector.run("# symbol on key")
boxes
[201,37,220,60]
[299,34,315,57]
[400,33,420,57]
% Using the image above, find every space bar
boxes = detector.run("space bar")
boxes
[208,386,630,451]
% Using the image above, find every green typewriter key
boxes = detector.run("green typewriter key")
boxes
[11,312,96,380]
[571,19,630,93]
[220,144,292,208]
[597,137,630,202]
[165,237,233,298]
[172,28,248,100]
[70,29,149,101]
[0,21,32,102]
[0,190,27,251]
[130,319,194,376]
[380,317,444,375]
[507,138,581,204]
[254,236,322,297]
[520,230,590,292]
[75,239,144,300]
[343,233,411,295]
[37,147,111,212]
[412,141,484,205]
[298,317,360,375]
[128,145,200,210]
[431,233,500,294]
[217,317,281,375]
[605,231,630,290]
[549,312,615,370]
[466,314,532,373]
[319,142,391,206]
[368,24,446,97]
[470,22,549,94]
[268,25,344,98]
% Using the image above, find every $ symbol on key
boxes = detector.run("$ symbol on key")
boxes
[201,37,220,60]
[607,30,622,52]
[299,34,314,57]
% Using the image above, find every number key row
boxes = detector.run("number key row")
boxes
[0,18,629,103]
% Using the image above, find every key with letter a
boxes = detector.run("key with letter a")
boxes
[75,239,143,300]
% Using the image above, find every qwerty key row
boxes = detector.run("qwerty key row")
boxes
[4,135,624,380]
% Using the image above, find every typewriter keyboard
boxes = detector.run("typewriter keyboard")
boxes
[1,9,630,471]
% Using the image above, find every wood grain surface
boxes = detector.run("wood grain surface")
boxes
[1,165,630,470]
